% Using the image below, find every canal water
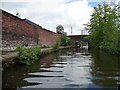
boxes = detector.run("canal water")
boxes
[2,46,120,89]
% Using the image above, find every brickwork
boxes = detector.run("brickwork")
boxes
[38,28,60,46]
[1,9,60,50]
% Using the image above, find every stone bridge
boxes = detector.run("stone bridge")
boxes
[68,35,91,48]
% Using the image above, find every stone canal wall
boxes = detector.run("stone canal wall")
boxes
[1,9,60,50]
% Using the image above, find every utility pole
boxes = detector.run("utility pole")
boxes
[71,26,72,35]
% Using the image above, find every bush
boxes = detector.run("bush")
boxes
[60,36,70,46]
[52,41,60,52]
[17,46,41,65]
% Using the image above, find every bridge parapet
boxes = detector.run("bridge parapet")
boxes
[68,35,89,42]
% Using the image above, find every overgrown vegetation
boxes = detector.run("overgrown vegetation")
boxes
[17,46,41,65]
[60,36,70,46]
[52,35,70,51]
[52,40,60,52]
[2,49,17,55]
[85,2,120,54]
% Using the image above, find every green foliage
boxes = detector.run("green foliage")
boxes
[2,50,17,55]
[17,46,41,65]
[60,36,70,46]
[52,35,70,51]
[85,2,120,54]
[52,40,60,52]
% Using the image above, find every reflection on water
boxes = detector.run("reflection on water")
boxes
[90,49,120,87]
[2,46,120,89]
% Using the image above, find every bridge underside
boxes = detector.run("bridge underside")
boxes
[68,35,91,48]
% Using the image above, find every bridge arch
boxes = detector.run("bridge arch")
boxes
[68,35,91,48]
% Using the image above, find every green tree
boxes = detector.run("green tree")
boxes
[56,25,66,35]
[86,2,120,54]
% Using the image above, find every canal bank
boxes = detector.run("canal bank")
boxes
[1,46,72,68]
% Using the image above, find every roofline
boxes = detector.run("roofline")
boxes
[1,9,57,34]
[1,9,23,20]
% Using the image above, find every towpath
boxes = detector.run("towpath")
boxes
[0,48,52,61]
[0,46,71,61]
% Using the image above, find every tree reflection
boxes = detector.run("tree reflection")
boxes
[89,49,120,87]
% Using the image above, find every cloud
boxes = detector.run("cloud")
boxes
[1,0,93,35]
[115,0,120,4]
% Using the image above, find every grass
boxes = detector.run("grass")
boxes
[1,50,17,55]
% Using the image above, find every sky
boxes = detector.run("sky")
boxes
[1,0,120,35]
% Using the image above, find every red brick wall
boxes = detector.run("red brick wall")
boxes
[38,28,60,46]
[2,10,60,49]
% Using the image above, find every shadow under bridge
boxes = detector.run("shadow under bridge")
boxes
[68,35,91,48]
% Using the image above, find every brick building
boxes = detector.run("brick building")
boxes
[1,9,60,50]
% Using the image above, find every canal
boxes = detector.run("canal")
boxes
[2,46,120,89]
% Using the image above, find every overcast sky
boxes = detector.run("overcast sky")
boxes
[1,0,120,35]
